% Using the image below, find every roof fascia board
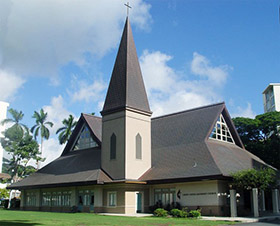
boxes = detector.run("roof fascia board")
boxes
[222,107,245,149]
[204,103,225,143]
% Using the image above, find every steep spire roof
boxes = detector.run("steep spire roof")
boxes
[101,17,151,116]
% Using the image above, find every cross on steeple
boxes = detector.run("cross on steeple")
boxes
[124,2,132,17]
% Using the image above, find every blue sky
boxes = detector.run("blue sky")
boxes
[0,0,279,164]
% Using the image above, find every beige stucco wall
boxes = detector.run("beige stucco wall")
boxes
[101,109,151,180]
[177,180,219,206]
[125,191,136,214]
[150,180,229,207]
[102,184,149,214]
[150,180,230,216]
[102,111,125,179]
[125,110,151,180]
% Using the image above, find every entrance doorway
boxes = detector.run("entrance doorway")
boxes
[136,192,143,213]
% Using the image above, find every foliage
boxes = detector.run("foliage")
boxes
[230,168,276,190]
[1,108,28,141]
[189,209,201,218]
[1,157,10,175]
[153,208,168,217]
[0,209,237,226]
[0,188,9,199]
[233,111,280,169]
[56,114,77,144]
[1,128,40,181]
[31,109,53,141]
[170,208,188,218]
[31,108,53,168]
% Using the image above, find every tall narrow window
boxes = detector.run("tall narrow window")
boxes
[108,192,117,207]
[136,133,142,159]
[110,133,116,160]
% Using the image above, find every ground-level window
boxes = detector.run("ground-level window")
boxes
[78,190,94,206]
[108,192,117,207]
[61,191,71,206]
[154,188,176,206]
[42,191,71,206]
[26,192,36,206]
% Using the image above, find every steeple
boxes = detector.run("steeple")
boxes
[101,17,151,116]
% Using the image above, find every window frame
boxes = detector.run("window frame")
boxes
[72,125,98,151]
[209,114,235,144]
[108,191,117,207]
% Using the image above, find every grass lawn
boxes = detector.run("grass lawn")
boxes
[0,209,239,226]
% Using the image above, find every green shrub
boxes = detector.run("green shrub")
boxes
[154,208,168,217]
[170,208,182,217]
[188,209,201,218]
[180,209,188,218]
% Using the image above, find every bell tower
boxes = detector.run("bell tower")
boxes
[101,18,152,180]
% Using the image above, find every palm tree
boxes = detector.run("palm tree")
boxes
[31,109,53,169]
[1,108,28,140]
[56,114,77,145]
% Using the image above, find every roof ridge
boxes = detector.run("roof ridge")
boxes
[152,102,225,121]
[82,113,101,119]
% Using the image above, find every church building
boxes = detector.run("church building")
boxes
[9,17,273,216]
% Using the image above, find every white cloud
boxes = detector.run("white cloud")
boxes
[140,50,230,116]
[43,95,76,134]
[0,69,25,101]
[40,138,65,167]
[231,103,256,118]
[38,95,77,166]
[69,76,106,105]
[0,0,151,81]
[191,52,230,86]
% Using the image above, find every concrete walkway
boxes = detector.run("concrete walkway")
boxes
[99,213,153,217]
[202,214,280,223]
[99,212,280,223]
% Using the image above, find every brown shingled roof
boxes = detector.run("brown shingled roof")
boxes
[101,17,151,116]
[8,103,275,189]
[139,102,272,182]
[8,148,112,189]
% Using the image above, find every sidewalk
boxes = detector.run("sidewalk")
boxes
[99,213,153,217]
[202,214,280,223]
[99,212,280,222]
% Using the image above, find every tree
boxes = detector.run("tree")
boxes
[30,109,53,169]
[1,132,41,182]
[56,114,77,145]
[233,111,280,169]
[231,168,276,191]
[0,188,9,199]
[1,108,28,140]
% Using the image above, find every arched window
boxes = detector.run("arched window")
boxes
[110,133,116,160]
[136,133,142,160]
